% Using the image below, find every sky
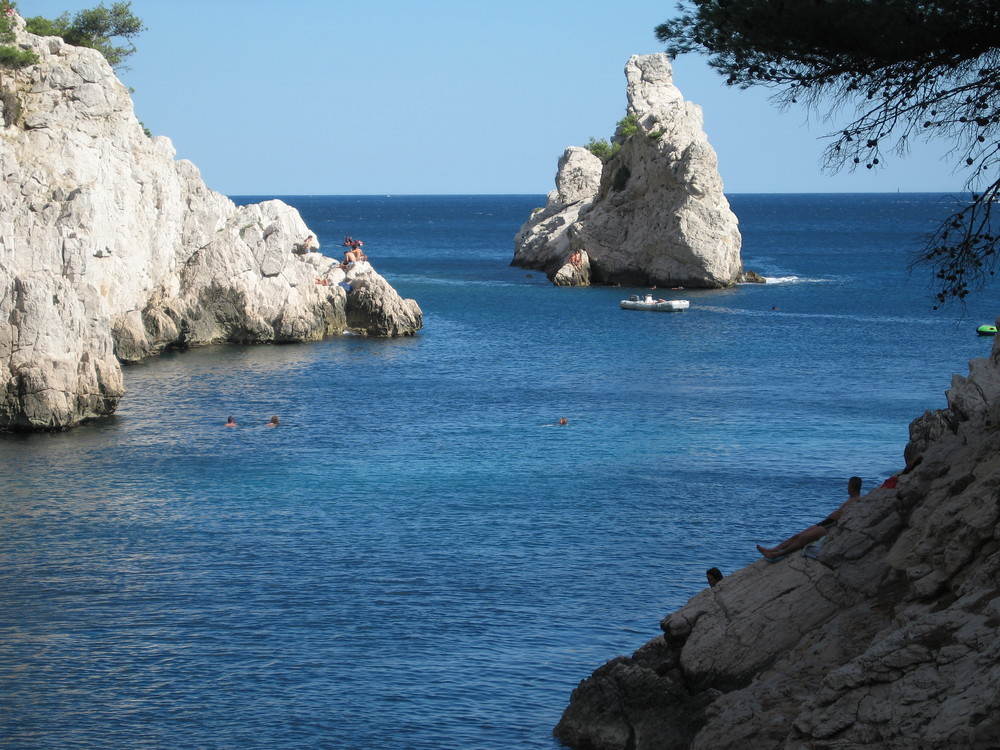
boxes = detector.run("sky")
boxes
[21,0,968,196]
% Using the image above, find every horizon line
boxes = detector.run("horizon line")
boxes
[228,189,971,198]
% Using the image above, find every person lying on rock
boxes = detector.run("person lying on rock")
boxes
[756,476,862,560]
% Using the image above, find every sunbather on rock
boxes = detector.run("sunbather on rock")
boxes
[756,476,862,560]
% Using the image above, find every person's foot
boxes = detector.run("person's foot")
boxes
[756,544,783,559]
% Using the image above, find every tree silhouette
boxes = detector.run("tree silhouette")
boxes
[656,0,1000,305]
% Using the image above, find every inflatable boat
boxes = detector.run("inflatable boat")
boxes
[977,324,997,336]
[620,295,690,312]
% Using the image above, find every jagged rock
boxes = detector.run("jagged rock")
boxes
[344,263,422,337]
[555,331,1000,749]
[512,54,743,288]
[0,17,421,432]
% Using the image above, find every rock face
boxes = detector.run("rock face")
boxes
[0,18,421,432]
[555,335,1000,748]
[512,54,743,288]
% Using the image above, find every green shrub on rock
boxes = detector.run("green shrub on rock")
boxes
[585,137,620,161]
[0,1,39,69]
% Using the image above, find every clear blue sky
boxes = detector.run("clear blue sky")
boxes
[23,0,965,196]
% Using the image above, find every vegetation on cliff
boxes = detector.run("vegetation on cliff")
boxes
[0,1,38,68]
[656,0,1000,306]
[2,1,144,71]
[24,1,144,70]
[584,114,640,161]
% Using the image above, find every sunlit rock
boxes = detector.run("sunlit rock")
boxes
[0,16,421,431]
[513,54,743,288]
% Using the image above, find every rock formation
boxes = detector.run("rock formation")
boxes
[555,334,1000,748]
[0,17,421,432]
[512,54,744,288]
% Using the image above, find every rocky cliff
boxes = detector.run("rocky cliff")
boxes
[512,54,743,288]
[555,336,1000,748]
[0,17,421,432]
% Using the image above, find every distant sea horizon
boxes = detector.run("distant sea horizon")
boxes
[232,189,970,197]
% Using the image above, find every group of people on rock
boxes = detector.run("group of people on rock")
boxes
[704,454,924,587]
[304,233,369,284]
[341,235,367,266]
[754,455,923,562]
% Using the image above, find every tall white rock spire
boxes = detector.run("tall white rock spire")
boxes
[513,54,743,288]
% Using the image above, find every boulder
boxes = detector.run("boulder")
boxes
[513,54,744,288]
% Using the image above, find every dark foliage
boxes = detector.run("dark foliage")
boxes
[656,0,1000,305]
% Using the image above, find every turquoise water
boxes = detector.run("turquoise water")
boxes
[0,194,996,748]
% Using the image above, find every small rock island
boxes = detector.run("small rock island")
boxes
[0,15,421,432]
[512,54,745,289]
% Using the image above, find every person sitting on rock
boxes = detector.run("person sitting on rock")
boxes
[340,235,367,266]
[756,476,863,560]
[706,567,723,587]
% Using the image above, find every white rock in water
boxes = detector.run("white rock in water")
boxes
[513,54,742,288]
[0,17,421,431]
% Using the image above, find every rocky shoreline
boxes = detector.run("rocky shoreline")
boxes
[0,16,421,432]
[554,336,1000,748]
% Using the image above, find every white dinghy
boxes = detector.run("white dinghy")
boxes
[620,294,690,312]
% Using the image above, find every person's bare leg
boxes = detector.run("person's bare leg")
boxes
[758,525,827,559]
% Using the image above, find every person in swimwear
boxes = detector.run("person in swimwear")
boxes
[756,476,862,560]
[225,416,237,427]
[267,415,280,427]
[340,235,366,266]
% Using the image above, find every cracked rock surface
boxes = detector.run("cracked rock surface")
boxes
[0,18,421,431]
[555,339,1000,749]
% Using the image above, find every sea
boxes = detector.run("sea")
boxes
[1,193,996,749]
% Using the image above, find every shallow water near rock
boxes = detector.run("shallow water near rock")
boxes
[0,193,996,749]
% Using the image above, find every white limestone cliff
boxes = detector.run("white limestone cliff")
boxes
[0,18,421,431]
[554,329,1000,749]
[512,54,744,288]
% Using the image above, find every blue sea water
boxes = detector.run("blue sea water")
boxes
[0,193,997,749]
